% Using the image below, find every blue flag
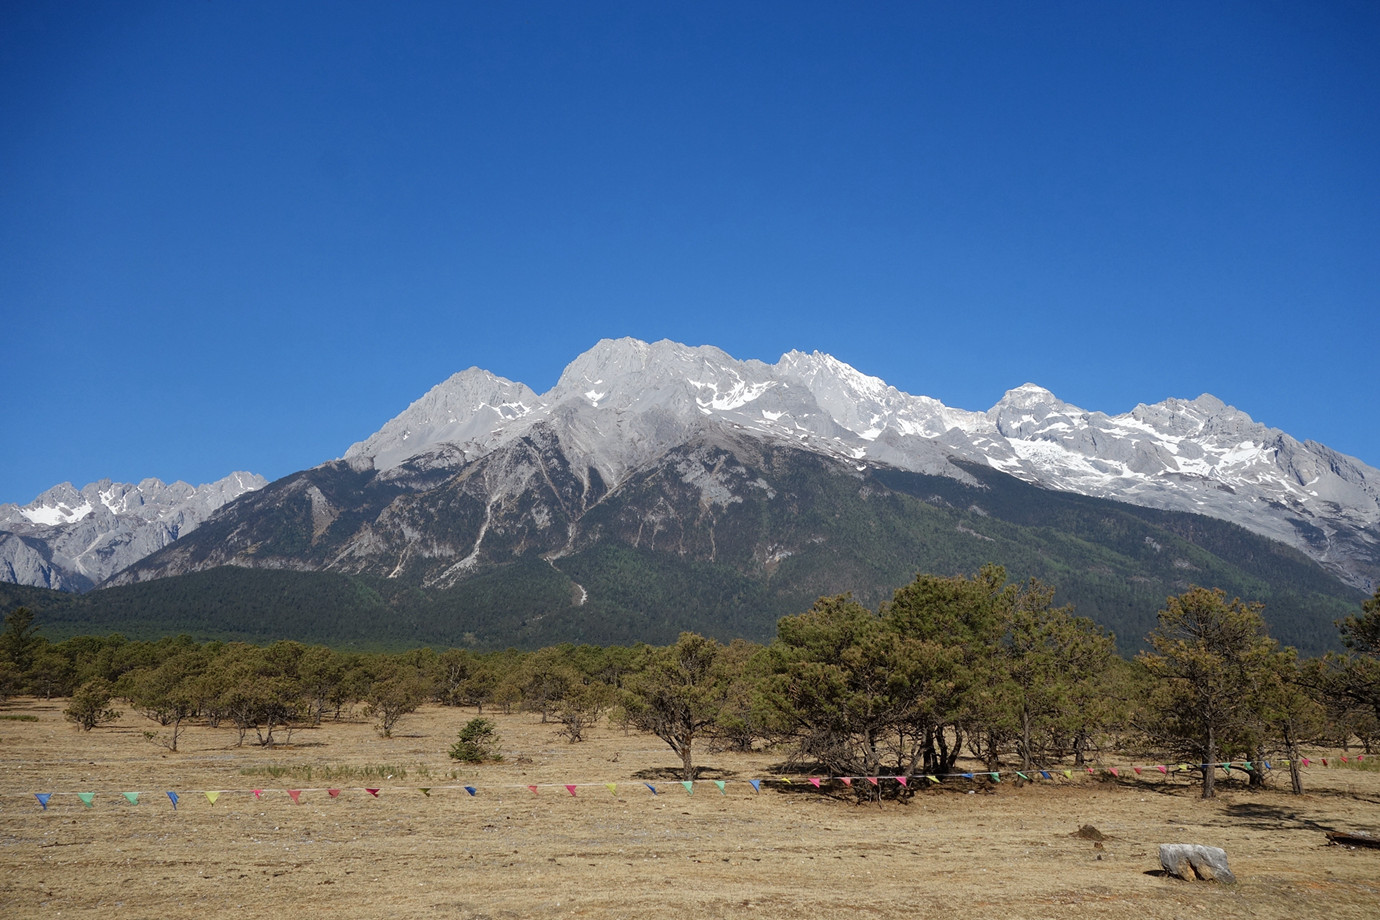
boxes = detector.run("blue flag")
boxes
[35,793,51,810]
[167,791,179,810]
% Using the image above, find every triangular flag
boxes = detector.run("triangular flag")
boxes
[565,785,578,797]
[1063,770,1072,779]
[866,777,878,786]
[840,777,853,787]
[713,780,726,795]
[1342,756,1349,763]
[366,789,380,797]
[1040,770,1052,780]
[36,793,51,810]
[1302,758,1310,766]
[1359,754,1365,762]
[962,773,974,780]
[253,790,263,800]
[781,777,792,785]
[1322,758,1328,767]
[1109,768,1119,777]
[167,791,179,810]
[464,786,477,796]
[1156,765,1167,774]
[896,776,908,786]
[78,793,94,808]
[123,792,139,805]
[1242,762,1252,771]
[926,775,939,784]
[748,780,760,793]
[1016,772,1029,781]
[328,789,341,798]
[606,783,618,796]
[989,772,1000,783]
[681,781,694,795]
[205,791,220,806]
[1263,761,1271,770]
[645,783,658,795]
[527,785,539,795]
[420,788,431,797]
[809,777,821,788]
[1087,767,1095,775]
[288,790,302,804]
[1133,767,1142,775]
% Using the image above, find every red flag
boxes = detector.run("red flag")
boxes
[527,785,539,795]
[366,789,380,797]
[1133,767,1142,775]
[288,790,302,804]
[328,789,341,798]
[565,785,578,797]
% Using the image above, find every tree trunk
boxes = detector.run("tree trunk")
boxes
[1202,726,1216,799]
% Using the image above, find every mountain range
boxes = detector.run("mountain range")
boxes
[4,338,1375,652]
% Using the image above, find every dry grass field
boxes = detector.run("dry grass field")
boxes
[2,698,1378,919]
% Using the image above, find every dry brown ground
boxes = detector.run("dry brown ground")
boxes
[2,698,1378,919]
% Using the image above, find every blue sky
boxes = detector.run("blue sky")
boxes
[3,1,1377,506]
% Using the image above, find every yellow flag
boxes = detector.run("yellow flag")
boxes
[606,783,618,796]
[205,791,220,806]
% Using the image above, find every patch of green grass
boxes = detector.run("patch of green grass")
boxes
[0,714,39,722]
[236,762,438,782]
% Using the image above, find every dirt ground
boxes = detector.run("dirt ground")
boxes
[2,699,1378,919]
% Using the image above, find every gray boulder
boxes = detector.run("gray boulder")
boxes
[1158,844,1236,882]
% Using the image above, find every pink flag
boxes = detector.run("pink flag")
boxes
[840,777,853,787]
[253,789,263,800]
[527,785,539,795]
[565,785,578,797]
[1133,767,1142,775]
[809,778,821,788]
[328,789,341,798]
[1109,768,1119,777]
[867,777,879,786]
[366,789,380,797]
[288,790,302,804]
[1302,758,1311,766]
[1156,765,1167,774]
[896,776,908,786]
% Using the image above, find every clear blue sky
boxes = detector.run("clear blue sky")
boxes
[3,1,1377,506]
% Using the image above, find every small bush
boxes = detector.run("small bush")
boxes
[449,717,502,763]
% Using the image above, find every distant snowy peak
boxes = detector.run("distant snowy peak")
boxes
[343,368,539,471]
[0,471,267,591]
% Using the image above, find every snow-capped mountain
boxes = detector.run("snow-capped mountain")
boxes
[0,472,266,590]
[338,338,1379,591]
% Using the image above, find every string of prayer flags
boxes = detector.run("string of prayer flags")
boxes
[167,791,179,810]
[78,793,94,808]
[205,791,220,806]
